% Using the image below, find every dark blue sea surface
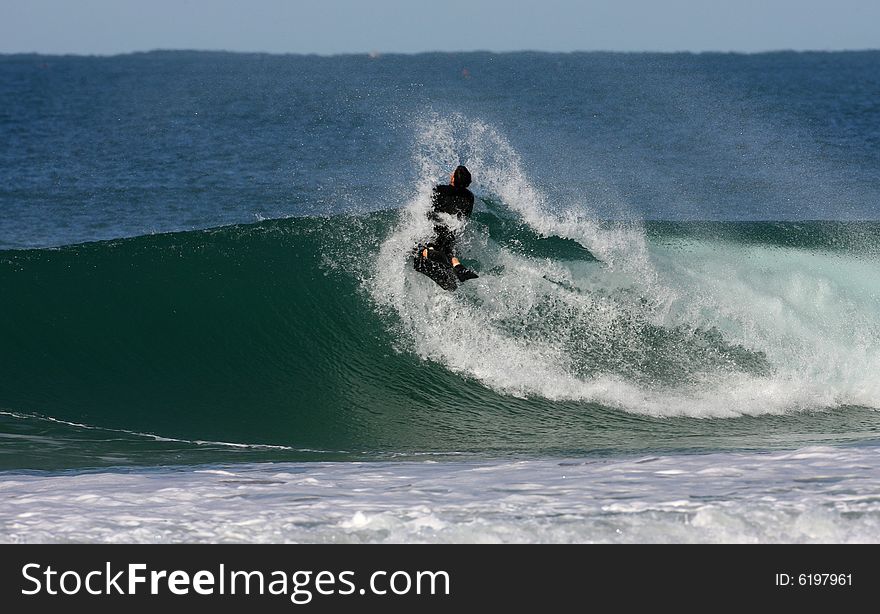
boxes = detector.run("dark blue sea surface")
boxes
[2,51,879,250]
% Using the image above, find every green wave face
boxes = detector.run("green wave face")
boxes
[0,213,589,458]
[1,215,408,452]
[2,215,880,468]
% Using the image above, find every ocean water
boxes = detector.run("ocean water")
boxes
[1,51,879,543]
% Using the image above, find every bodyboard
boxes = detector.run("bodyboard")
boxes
[413,253,458,291]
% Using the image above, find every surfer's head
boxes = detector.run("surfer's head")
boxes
[450,165,471,188]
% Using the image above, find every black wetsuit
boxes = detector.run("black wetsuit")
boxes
[426,184,474,264]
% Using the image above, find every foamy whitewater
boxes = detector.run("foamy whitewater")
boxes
[2,51,879,543]
[4,446,880,543]
[372,114,880,418]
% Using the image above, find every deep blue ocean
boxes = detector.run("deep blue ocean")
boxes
[1,51,879,543]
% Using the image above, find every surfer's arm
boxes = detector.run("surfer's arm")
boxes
[461,193,474,218]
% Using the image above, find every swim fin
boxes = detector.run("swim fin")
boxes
[453,263,479,282]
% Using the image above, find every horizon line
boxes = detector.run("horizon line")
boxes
[2,47,879,59]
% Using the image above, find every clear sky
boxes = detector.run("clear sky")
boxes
[2,0,879,55]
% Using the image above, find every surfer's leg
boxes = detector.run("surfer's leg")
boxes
[437,239,478,283]
[447,251,478,282]
[419,240,477,282]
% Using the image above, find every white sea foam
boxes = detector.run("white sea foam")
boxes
[2,445,879,543]
[368,114,880,418]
